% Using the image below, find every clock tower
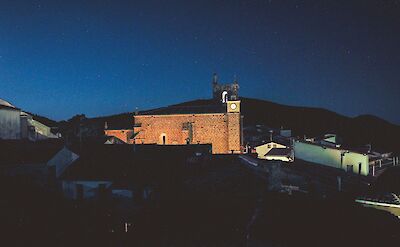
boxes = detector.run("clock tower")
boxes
[227,100,241,113]
[226,100,241,153]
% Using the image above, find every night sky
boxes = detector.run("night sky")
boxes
[1,0,399,124]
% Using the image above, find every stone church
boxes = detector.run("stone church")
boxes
[105,74,243,154]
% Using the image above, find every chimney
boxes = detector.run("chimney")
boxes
[269,130,273,142]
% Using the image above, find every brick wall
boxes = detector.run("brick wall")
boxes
[133,113,241,154]
[104,129,134,144]
[227,113,241,153]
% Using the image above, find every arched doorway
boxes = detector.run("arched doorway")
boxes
[159,133,167,145]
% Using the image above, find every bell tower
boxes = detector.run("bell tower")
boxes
[226,99,241,153]
[211,73,239,101]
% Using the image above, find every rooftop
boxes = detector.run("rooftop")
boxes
[266,148,292,156]
[0,98,20,111]
[0,98,16,108]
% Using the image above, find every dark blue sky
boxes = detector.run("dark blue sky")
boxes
[1,0,399,124]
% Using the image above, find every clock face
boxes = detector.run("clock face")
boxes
[230,103,237,110]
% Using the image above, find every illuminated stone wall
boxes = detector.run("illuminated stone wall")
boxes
[133,113,241,154]
[104,129,134,144]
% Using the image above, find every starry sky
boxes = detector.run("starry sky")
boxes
[0,0,399,124]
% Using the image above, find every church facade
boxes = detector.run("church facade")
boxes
[105,74,243,154]
[133,100,242,154]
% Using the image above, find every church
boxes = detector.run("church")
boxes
[105,74,243,154]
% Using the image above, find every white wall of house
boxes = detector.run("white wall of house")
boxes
[47,147,79,178]
[62,180,112,200]
[342,151,369,175]
[28,119,58,140]
[0,108,21,139]
[255,142,287,159]
[293,141,369,175]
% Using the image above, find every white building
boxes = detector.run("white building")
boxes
[293,139,370,176]
[255,141,288,159]
[0,98,58,141]
[0,99,21,139]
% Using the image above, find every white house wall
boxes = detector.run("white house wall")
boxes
[0,108,21,139]
[62,180,112,200]
[293,141,369,176]
[47,147,79,178]
[255,142,287,159]
[342,152,369,176]
[28,119,58,140]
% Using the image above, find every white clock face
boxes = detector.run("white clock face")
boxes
[230,103,237,110]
